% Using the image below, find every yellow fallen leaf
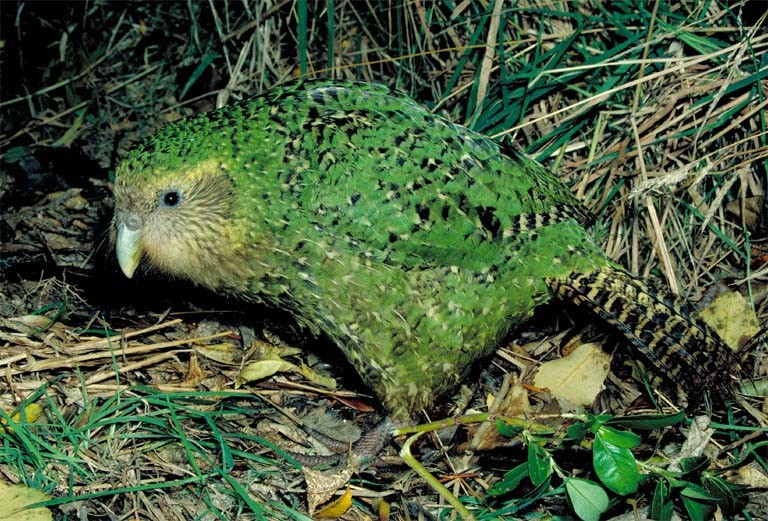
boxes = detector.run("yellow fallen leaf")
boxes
[378,498,391,521]
[235,343,338,389]
[533,343,610,406]
[315,486,353,519]
[0,481,52,521]
[1,403,43,434]
[299,363,337,390]
[251,340,303,359]
[193,342,242,365]
[236,359,298,386]
[699,291,760,350]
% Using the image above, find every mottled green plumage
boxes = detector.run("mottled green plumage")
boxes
[114,80,736,421]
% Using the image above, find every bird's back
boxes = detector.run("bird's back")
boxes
[220,81,613,418]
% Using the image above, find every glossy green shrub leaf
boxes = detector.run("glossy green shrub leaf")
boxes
[681,484,717,521]
[679,456,709,476]
[527,442,552,486]
[495,418,524,438]
[487,462,529,497]
[703,474,748,512]
[605,411,685,430]
[566,421,588,441]
[593,431,639,495]
[565,477,609,521]
[651,478,674,521]
[596,425,640,449]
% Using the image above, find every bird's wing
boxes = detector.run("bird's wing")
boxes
[283,82,588,270]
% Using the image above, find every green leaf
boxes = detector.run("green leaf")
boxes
[296,0,307,77]
[52,108,87,147]
[605,411,685,430]
[704,474,747,512]
[487,462,529,496]
[179,51,218,100]
[566,422,588,441]
[1,145,29,164]
[678,456,710,476]
[593,433,639,495]
[527,442,552,487]
[565,477,609,521]
[681,483,717,501]
[651,479,674,521]
[681,484,717,521]
[495,418,523,438]
[662,21,727,55]
[589,414,614,427]
[596,425,640,449]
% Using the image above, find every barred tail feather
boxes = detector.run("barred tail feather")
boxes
[546,266,738,397]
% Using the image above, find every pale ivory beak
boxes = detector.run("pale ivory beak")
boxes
[115,214,143,278]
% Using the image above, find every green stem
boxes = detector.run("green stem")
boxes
[393,412,563,437]
[399,430,475,520]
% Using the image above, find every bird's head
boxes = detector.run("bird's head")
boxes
[112,147,249,290]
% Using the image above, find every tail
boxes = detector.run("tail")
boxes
[546,266,739,397]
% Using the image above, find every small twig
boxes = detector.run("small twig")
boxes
[14,330,235,374]
[70,319,184,352]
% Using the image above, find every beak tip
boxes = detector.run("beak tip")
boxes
[115,221,142,279]
[120,264,137,279]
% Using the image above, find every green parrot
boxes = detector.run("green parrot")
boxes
[113,80,737,422]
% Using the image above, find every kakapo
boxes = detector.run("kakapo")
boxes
[113,80,736,421]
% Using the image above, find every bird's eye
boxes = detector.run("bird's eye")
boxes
[161,190,182,208]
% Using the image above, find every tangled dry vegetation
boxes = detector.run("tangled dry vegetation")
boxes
[1,1,766,520]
